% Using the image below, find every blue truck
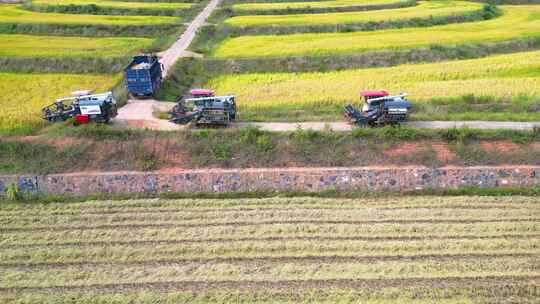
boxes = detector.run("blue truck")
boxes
[124,55,164,97]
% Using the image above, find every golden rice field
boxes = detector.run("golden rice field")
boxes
[0,5,180,25]
[0,72,119,135]
[0,34,153,58]
[31,0,193,10]
[0,196,538,303]
[232,0,405,11]
[206,50,540,114]
[225,0,482,27]
[212,5,540,58]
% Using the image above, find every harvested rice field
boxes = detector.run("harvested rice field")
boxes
[0,34,153,58]
[0,196,538,303]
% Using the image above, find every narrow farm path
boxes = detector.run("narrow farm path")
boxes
[116,0,221,128]
[238,121,540,131]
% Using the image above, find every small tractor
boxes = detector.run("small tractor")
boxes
[169,89,237,126]
[41,91,117,124]
[344,90,412,127]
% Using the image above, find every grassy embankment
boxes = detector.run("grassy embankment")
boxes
[0,196,538,303]
[2,125,540,173]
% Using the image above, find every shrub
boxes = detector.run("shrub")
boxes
[5,184,21,201]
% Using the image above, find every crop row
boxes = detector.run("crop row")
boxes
[30,0,193,11]
[0,4,181,26]
[225,1,482,27]
[2,221,537,247]
[2,199,533,216]
[231,0,406,12]
[1,237,537,264]
[211,5,540,58]
[0,34,153,58]
[1,256,535,288]
[3,195,536,214]
[1,284,537,303]
[1,206,537,228]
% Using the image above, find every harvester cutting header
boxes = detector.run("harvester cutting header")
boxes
[169,89,237,126]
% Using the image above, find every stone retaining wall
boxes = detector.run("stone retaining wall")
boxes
[1,166,539,197]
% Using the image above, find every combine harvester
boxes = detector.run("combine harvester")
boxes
[169,89,237,126]
[344,90,412,127]
[42,91,117,124]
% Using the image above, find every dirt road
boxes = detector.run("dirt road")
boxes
[116,0,221,127]
[160,0,221,77]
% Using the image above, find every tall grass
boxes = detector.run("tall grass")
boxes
[0,72,119,136]
[212,5,540,58]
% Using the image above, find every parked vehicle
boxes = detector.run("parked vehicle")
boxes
[124,55,163,97]
[169,89,236,126]
[42,91,117,124]
[344,90,412,127]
